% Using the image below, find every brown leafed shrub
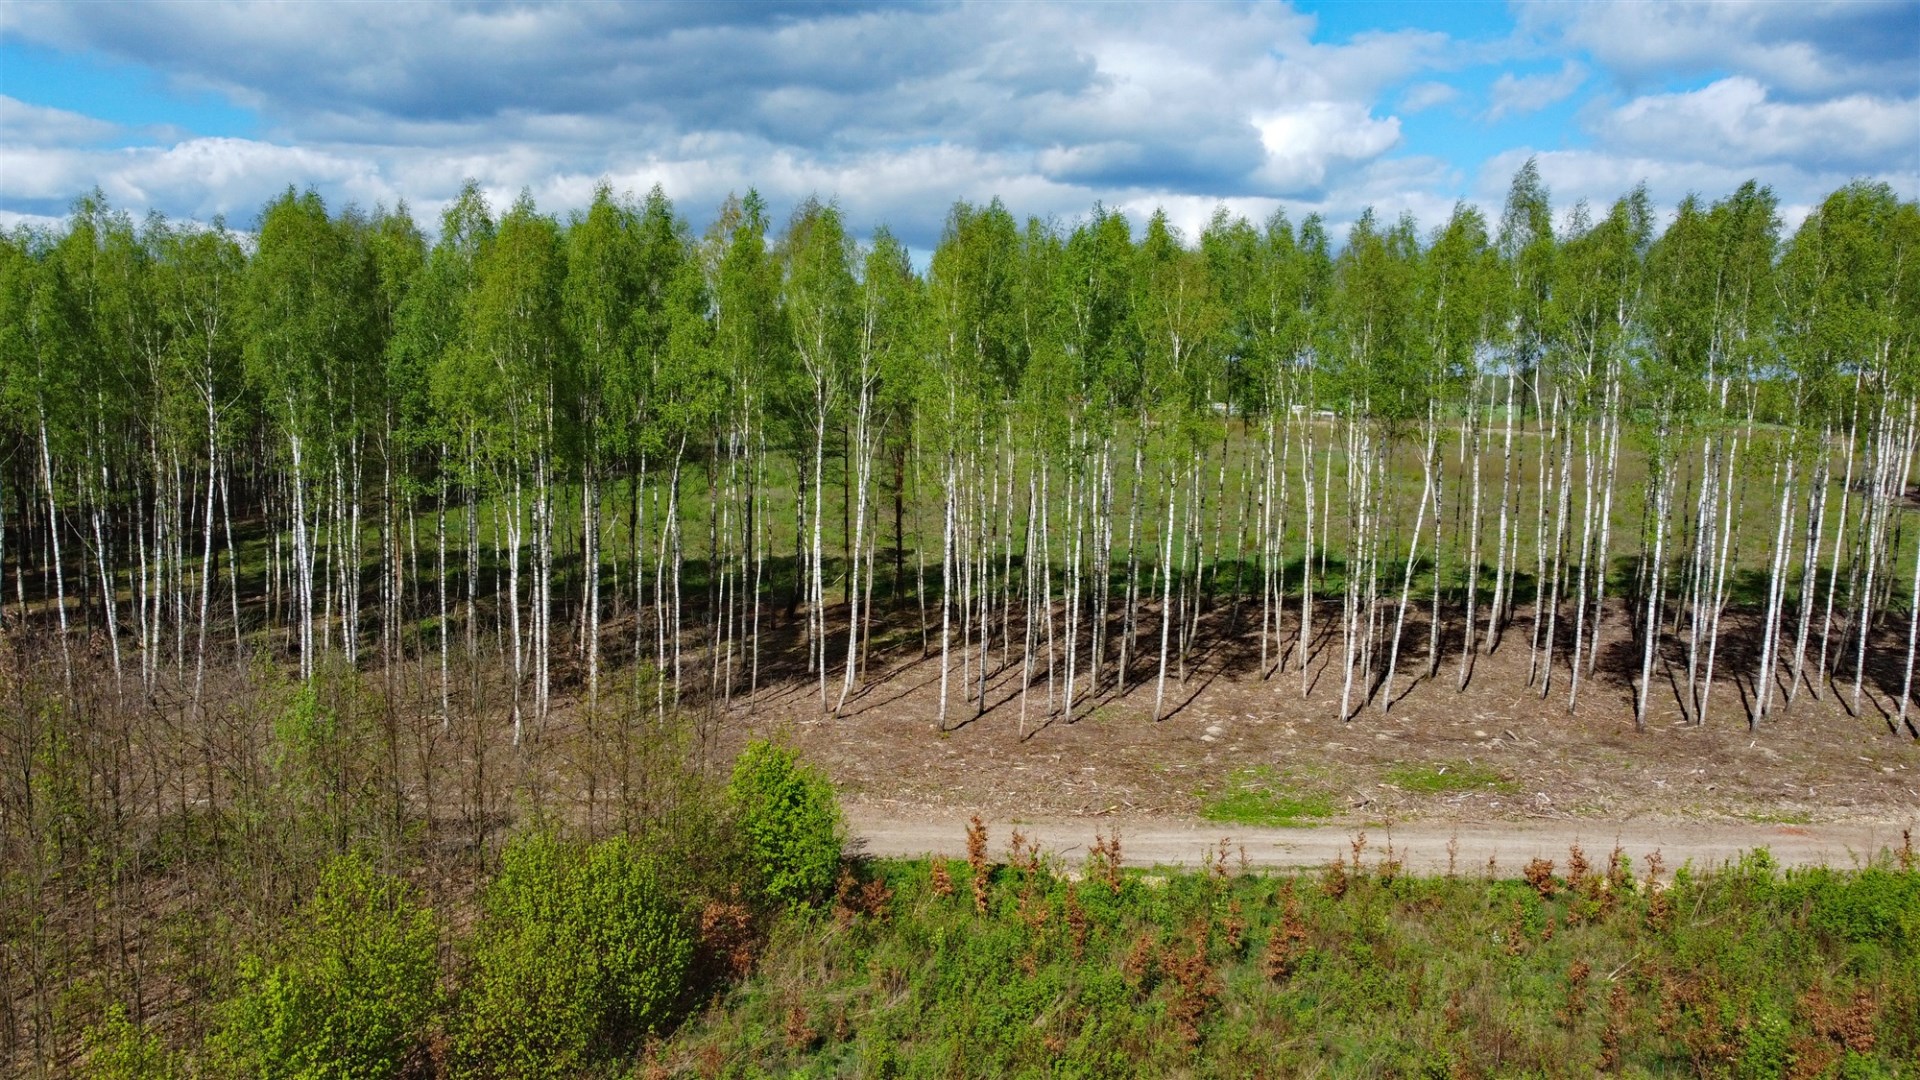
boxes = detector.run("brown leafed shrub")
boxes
[833,867,894,925]
[1008,828,1040,875]
[966,815,991,914]
[1523,857,1557,900]
[1661,972,1735,1071]
[1504,900,1529,957]
[1599,978,1632,1070]
[698,896,758,982]
[1208,837,1236,880]
[1376,836,1403,885]
[930,859,955,899]
[1263,883,1309,982]
[1222,899,1246,955]
[1787,1041,1840,1080]
[831,1005,851,1043]
[1646,886,1673,933]
[1088,829,1124,895]
[1606,845,1632,906]
[1567,844,1591,892]
[783,1000,818,1050]
[1065,889,1089,959]
[1642,850,1673,931]
[1803,987,1878,1053]
[1163,919,1220,1046]
[1018,882,1050,934]
[1560,960,1591,1025]
[1322,856,1349,899]
[1122,930,1160,991]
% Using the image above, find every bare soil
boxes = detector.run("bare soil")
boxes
[721,603,1920,865]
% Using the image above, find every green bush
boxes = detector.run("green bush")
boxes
[1735,1007,1792,1080]
[79,1004,180,1080]
[1804,866,1920,949]
[453,833,692,1078]
[211,854,439,1080]
[727,738,844,908]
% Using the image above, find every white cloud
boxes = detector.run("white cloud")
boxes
[1,1,1911,250]
[0,138,397,222]
[1254,103,1402,194]
[0,94,118,146]
[1516,0,1920,98]
[1486,62,1586,121]
[1596,77,1919,173]
[0,1,1461,241]
[0,209,67,232]
[1400,82,1459,113]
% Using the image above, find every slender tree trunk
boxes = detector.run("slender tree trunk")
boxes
[837,382,875,713]
[936,455,955,731]
[1750,450,1793,726]
[1299,423,1317,694]
[1635,469,1672,730]
[507,474,525,745]
[1587,372,1623,678]
[1383,424,1435,712]
[1539,400,1573,697]
[1153,462,1177,721]
[1787,428,1830,705]
[1898,516,1920,737]
[37,410,73,686]
[1488,374,1516,652]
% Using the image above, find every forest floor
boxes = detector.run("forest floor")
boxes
[718,604,1920,868]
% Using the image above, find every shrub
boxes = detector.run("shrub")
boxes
[1734,1007,1792,1080]
[1803,867,1920,949]
[727,739,844,909]
[79,1004,180,1080]
[453,833,692,1078]
[212,854,439,1080]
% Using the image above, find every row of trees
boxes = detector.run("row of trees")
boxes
[2,166,1917,736]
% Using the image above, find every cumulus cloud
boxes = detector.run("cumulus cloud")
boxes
[0,0,1911,248]
[1400,82,1459,113]
[0,94,118,146]
[1596,77,1919,174]
[0,0,1458,241]
[1516,0,1920,98]
[1254,103,1402,195]
[1,137,400,222]
[1486,62,1586,121]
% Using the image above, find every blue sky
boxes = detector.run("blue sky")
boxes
[2,1,1915,247]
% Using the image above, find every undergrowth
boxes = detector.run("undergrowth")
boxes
[657,831,1920,1078]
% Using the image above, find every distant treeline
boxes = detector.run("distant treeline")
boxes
[1,163,1916,733]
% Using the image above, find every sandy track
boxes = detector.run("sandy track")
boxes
[845,805,1916,874]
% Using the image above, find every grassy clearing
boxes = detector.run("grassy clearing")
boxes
[1199,765,1338,826]
[659,840,1920,1077]
[1383,760,1519,795]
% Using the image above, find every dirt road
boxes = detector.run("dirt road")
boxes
[845,804,1917,874]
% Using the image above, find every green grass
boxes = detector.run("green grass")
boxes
[1199,765,1337,826]
[1383,760,1517,794]
[1739,808,1816,825]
